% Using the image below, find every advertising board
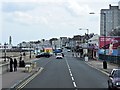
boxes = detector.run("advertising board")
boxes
[99,36,120,56]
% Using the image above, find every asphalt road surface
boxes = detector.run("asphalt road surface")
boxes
[24,51,108,89]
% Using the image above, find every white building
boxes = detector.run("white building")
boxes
[0,44,12,50]
[88,34,99,46]
[52,39,61,49]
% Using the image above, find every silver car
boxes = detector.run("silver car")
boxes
[108,69,120,90]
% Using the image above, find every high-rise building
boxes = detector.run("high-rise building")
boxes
[100,4,120,36]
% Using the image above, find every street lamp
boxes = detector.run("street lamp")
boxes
[79,28,89,61]
[90,12,107,69]
[4,42,7,62]
[29,43,31,59]
[19,43,22,56]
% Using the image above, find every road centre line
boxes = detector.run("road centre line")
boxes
[65,57,77,88]
[71,77,74,81]
[70,73,73,77]
[69,68,71,71]
[73,82,77,88]
[69,70,72,74]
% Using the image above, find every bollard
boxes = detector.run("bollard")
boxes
[25,64,32,72]
[103,60,107,69]
[85,56,88,61]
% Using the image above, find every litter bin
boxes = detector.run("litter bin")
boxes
[103,60,107,69]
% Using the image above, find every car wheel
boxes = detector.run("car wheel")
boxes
[108,81,112,90]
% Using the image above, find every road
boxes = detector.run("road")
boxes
[24,51,108,88]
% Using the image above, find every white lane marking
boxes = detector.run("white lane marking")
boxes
[71,77,74,81]
[73,82,77,88]
[65,57,77,88]
[69,70,72,74]
[70,73,73,77]
[68,66,70,69]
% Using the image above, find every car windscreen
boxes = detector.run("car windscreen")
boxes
[113,70,120,77]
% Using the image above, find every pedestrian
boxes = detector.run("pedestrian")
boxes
[13,58,17,71]
[9,58,13,72]
[21,60,25,67]
[19,56,22,67]
[23,52,26,56]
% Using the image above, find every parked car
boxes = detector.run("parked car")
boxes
[36,52,50,58]
[108,69,120,90]
[67,49,71,52]
[56,53,63,59]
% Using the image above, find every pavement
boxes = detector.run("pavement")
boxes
[1,56,119,89]
[85,59,119,75]
[1,58,41,90]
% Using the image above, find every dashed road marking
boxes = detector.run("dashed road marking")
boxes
[73,82,77,88]
[65,57,77,88]
[69,68,71,71]
[70,73,73,77]
[69,70,72,74]
[71,77,74,81]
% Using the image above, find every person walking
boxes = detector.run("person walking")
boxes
[19,55,22,67]
[10,58,13,72]
[13,58,17,71]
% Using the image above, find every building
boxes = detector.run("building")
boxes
[60,37,67,47]
[88,34,99,46]
[51,39,61,49]
[0,43,12,50]
[100,4,120,36]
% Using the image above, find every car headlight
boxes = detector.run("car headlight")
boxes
[116,82,120,86]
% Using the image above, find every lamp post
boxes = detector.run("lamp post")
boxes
[79,28,89,61]
[19,43,22,61]
[4,42,7,62]
[90,12,107,69]
[19,43,22,55]
[29,43,31,59]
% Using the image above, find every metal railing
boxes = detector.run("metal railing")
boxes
[99,54,120,65]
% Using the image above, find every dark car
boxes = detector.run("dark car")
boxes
[36,52,50,58]
[108,69,120,90]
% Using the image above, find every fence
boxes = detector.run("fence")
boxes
[99,54,120,66]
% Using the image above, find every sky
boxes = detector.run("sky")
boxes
[0,0,120,45]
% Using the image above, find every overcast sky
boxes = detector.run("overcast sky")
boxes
[1,0,119,45]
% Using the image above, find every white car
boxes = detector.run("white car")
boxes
[67,49,71,52]
[56,53,63,59]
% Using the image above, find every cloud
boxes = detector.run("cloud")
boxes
[2,2,37,13]
[66,0,93,16]
[5,11,48,25]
